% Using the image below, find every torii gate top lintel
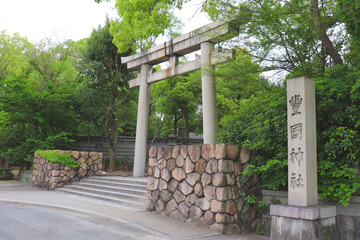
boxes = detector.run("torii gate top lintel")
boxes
[121,19,240,71]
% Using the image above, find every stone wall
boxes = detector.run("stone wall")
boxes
[20,170,32,184]
[336,204,360,240]
[146,144,262,234]
[32,150,103,190]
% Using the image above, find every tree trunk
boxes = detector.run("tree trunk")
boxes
[310,0,343,65]
[173,110,179,134]
[108,146,116,171]
[104,115,117,172]
[108,124,117,172]
[4,158,9,169]
[87,126,91,152]
[181,107,190,139]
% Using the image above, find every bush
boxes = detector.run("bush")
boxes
[0,168,14,180]
[37,150,80,169]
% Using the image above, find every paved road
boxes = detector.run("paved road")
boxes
[0,203,166,240]
[0,186,269,240]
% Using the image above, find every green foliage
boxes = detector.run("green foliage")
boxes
[216,51,289,190]
[337,0,360,65]
[77,18,137,171]
[244,195,269,214]
[37,150,80,168]
[319,161,360,206]
[219,64,360,205]
[79,18,136,136]
[111,0,182,52]
[218,85,288,190]
[257,200,267,212]
[215,49,269,120]
[0,168,14,180]
[0,31,31,80]
[202,0,348,77]
[244,158,287,191]
[315,64,360,205]
[256,225,266,235]
[150,70,202,138]
[0,33,81,168]
[244,194,257,204]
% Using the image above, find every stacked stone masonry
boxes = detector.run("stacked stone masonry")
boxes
[146,144,262,234]
[32,150,103,190]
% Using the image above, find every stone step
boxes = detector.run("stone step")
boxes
[88,176,147,185]
[80,178,147,191]
[60,185,147,202]
[69,182,147,197]
[56,188,145,210]
[56,176,148,210]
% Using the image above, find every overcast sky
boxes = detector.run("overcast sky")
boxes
[0,0,209,43]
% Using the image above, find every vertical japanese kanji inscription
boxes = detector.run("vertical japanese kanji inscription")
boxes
[287,77,318,207]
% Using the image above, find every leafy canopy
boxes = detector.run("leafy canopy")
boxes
[110,0,183,52]
[0,32,82,168]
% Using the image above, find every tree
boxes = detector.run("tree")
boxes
[151,71,202,138]
[94,0,181,53]
[207,0,350,74]
[94,0,183,51]
[0,31,31,167]
[0,34,82,169]
[0,31,30,81]
[80,18,136,171]
[215,49,269,120]
[337,0,360,65]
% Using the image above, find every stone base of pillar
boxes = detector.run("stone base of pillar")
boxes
[270,204,339,240]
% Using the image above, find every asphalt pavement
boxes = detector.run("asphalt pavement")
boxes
[0,203,167,240]
[0,184,269,240]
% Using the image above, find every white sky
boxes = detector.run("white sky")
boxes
[0,0,210,43]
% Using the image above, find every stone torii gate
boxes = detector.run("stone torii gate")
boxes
[122,19,240,177]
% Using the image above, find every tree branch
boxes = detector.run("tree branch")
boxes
[310,0,343,65]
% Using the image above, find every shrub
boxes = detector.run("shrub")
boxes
[0,168,14,180]
[37,150,80,169]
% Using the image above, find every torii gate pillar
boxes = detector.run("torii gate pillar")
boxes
[133,64,151,177]
[201,42,217,144]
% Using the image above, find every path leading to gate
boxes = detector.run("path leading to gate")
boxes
[0,183,268,240]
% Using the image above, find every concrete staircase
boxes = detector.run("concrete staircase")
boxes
[56,176,147,210]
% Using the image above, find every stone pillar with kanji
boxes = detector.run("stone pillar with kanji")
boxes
[287,77,317,206]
